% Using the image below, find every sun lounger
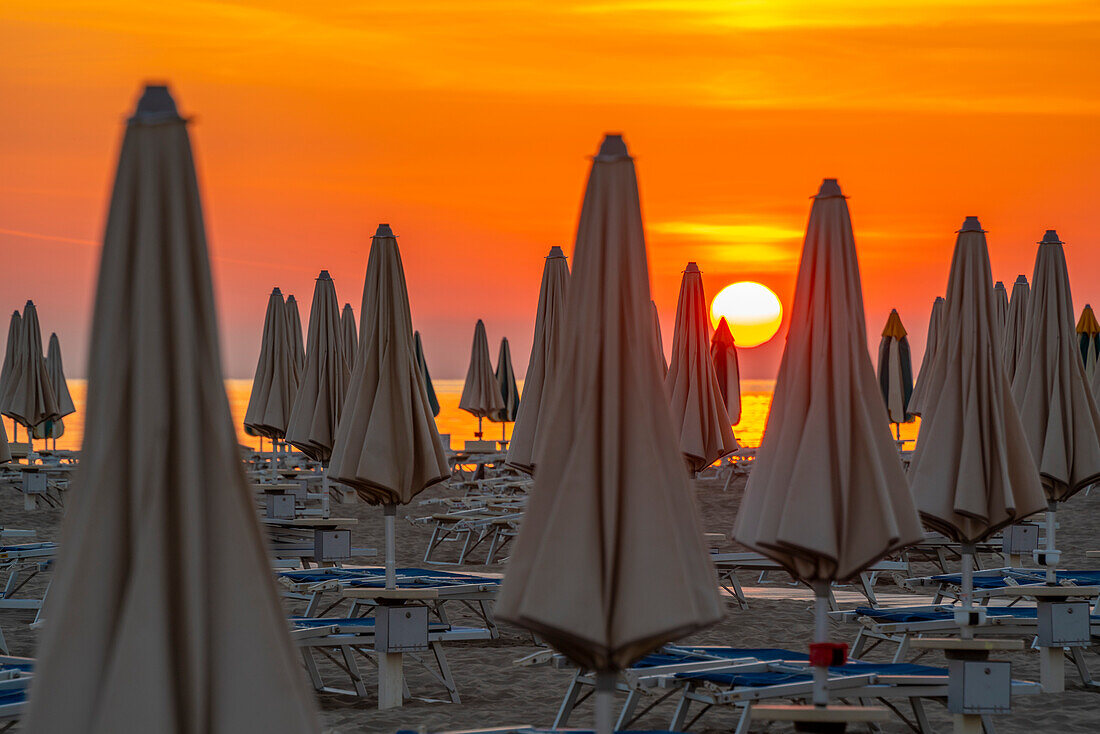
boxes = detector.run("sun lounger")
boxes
[418,510,523,566]
[906,568,1100,609]
[0,543,57,631]
[839,604,1100,687]
[710,552,906,610]
[0,655,35,728]
[289,616,492,703]
[278,566,501,634]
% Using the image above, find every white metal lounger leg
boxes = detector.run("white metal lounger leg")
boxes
[668,688,693,731]
[429,640,461,703]
[553,671,584,727]
[1068,647,1099,688]
[859,572,878,606]
[300,648,326,691]
[615,689,639,731]
[340,645,369,697]
[733,703,753,734]
[910,697,932,733]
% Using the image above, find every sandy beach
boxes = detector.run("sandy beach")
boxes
[2,471,1096,733]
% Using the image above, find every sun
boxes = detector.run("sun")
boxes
[710,282,783,348]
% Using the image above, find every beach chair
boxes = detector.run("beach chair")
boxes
[0,543,57,630]
[906,568,1100,610]
[839,604,1100,688]
[0,655,35,730]
[419,509,524,566]
[289,616,492,703]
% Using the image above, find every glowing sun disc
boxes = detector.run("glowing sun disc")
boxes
[710,282,783,348]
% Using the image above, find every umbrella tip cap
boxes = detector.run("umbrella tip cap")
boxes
[815,178,844,198]
[684,261,700,273]
[547,245,566,259]
[375,223,395,237]
[959,216,985,232]
[596,134,630,160]
[1040,229,1063,244]
[132,84,181,122]
[318,270,332,280]
[271,287,282,296]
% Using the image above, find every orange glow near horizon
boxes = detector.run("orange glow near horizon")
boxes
[710,282,783,348]
[2,2,1099,383]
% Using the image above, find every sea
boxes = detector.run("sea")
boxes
[18,379,923,454]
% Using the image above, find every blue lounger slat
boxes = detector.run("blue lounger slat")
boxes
[854,605,1100,623]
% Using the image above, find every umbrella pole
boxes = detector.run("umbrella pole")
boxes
[1044,500,1057,585]
[476,416,483,440]
[595,671,616,734]
[960,543,975,640]
[812,580,829,707]
[384,503,397,589]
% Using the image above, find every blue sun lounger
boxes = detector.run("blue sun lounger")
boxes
[289,616,492,703]
[278,566,501,634]
[907,568,1100,609]
[840,604,1100,688]
[0,655,35,729]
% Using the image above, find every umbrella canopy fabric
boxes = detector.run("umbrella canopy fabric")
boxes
[908,297,944,417]
[490,338,520,423]
[243,288,295,439]
[1003,275,1030,382]
[414,331,440,418]
[1011,231,1100,502]
[285,271,350,463]
[341,303,358,372]
[0,311,21,418]
[25,84,318,734]
[458,320,504,419]
[876,309,914,424]
[498,134,721,672]
[665,262,737,472]
[1,301,60,430]
[507,246,570,473]
[908,217,1046,543]
[285,294,306,379]
[327,224,449,505]
[651,300,668,377]
[1075,305,1100,380]
[0,421,8,464]
[710,317,741,425]
[733,179,923,583]
[45,333,76,418]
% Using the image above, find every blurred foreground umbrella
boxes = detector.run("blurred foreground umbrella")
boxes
[328,225,449,545]
[414,331,440,418]
[489,337,520,444]
[507,246,570,473]
[651,300,668,377]
[25,84,318,734]
[1011,230,1100,583]
[711,317,741,425]
[459,319,504,439]
[341,303,357,371]
[35,334,76,445]
[285,271,349,463]
[0,312,20,440]
[876,309,913,438]
[734,179,922,710]
[666,262,737,472]
[1075,304,1100,380]
[908,217,1045,633]
[499,135,721,734]
[1002,275,1030,382]
[1,301,60,451]
[908,297,944,417]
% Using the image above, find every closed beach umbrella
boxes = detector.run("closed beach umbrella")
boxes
[0,311,20,437]
[499,136,721,734]
[1011,230,1100,503]
[490,337,520,432]
[908,218,1045,623]
[711,317,742,425]
[36,333,76,442]
[459,319,504,438]
[651,300,668,377]
[908,296,944,417]
[0,421,8,464]
[341,303,357,371]
[1075,304,1100,380]
[876,309,914,430]
[328,223,449,574]
[414,331,440,418]
[733,179,922,706]
[1,300,60,440]
[994,280,1009,341]
[284,293,305,380]
[244,288,295,440]
[25,84,317,734]
[1003,275,1030,381]
[507,246,570,473]
[285,271,349,463]
[666,262,737,472]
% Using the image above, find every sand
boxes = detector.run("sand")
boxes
[1,472,1097,732]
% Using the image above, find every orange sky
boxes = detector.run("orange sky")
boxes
[2,1,1098,379]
